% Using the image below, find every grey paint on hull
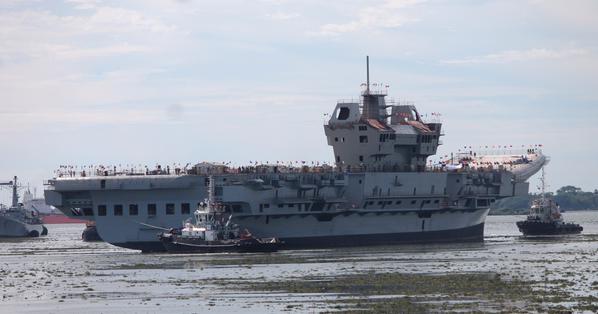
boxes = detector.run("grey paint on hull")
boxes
[117,222,486,252]
[0,215,44,237]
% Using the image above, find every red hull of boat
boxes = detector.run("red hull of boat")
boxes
[41,214,86,224]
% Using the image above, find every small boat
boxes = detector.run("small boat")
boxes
[516,167,582,236]
[159,202,282,254]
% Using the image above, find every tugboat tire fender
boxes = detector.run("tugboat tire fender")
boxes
[28,230,40,237]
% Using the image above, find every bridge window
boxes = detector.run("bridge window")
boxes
[465,199,474,208]
[98,205,106,216]
[181,203,191,215]
[82,208,93,216]
[359,125,368,131]
[129,204,138,216]
[337,107,350,120]
[359,136,368,143]
[166,203,175,215]
[147,204,157,216]
[114,205,123,216]
[232,204,242,213]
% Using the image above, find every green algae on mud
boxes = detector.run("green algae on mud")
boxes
[226,271,582,313]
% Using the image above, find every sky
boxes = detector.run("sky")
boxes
[1,0,598,203]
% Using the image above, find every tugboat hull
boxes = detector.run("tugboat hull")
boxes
[82,225,103,242]
[0,215,45,237]
[516,220,582,236]
[160,235,281,254]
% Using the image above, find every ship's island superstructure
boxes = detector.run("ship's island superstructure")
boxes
[45,57,547,251]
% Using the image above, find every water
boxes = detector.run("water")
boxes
[1,212,597,313]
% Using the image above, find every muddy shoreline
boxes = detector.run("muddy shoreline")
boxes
[1,213,598,313]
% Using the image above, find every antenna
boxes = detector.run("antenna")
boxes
[366,56,370,94]
[539,166,547,201]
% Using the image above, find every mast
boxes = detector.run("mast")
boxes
[366,55,370,95]
[0,176,19,207]
[208,175,214,206]
[540,167,546,202]
[12,176,18,207]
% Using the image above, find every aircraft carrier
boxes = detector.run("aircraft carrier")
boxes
[44,57,547,251]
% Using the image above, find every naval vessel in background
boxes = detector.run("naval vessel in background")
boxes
[45,57,547,251]
[1,176,47,237]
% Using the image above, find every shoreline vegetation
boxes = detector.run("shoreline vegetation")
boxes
[490,185,598,215]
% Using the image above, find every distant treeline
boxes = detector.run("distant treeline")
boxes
[490,185,598,215]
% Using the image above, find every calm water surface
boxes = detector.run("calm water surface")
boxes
[1,211,597,313]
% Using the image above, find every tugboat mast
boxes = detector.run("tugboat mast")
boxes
[539,167,547,204]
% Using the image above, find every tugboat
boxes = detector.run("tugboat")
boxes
[0,176,48,237]
[159,176,282,253]
[516,167,582,236]
[159,203,282,253]
[82,221,103,242]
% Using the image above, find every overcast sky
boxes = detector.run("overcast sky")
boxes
[1,0,597,203]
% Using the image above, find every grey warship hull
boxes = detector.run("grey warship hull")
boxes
[236,209,487,248]
[111,208,487,252]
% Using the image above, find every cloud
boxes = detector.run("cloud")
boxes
[531,0,598,32]
[314,0,424,36]
[266,12,300,21]
[442,48,589,65]
[0,6,175,36]
[66,0,102,10]
[0,42,149,60]
[0,4,175,63]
